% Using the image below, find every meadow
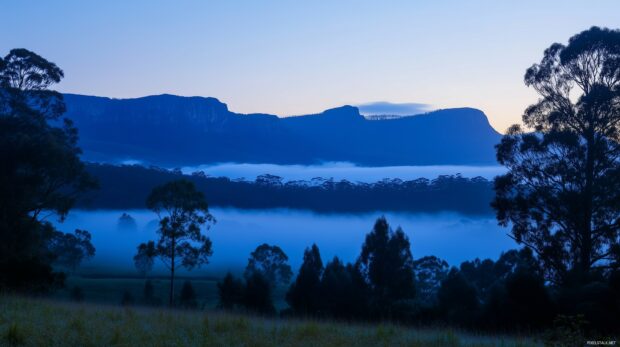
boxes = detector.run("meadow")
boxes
[0,295,541,347]
[54,275,290,310]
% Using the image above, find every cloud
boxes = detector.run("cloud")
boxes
[356,101,433,116]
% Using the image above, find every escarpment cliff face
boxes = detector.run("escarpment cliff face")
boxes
[63,93,501,166]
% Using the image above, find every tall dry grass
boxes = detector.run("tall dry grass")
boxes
[0,295,539,347]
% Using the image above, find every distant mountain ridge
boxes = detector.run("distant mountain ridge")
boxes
[62,93,502,166]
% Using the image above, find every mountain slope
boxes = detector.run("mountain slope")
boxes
[63,94,502,166]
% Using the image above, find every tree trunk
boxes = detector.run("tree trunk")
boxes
[169,238,176,307]
[580,127,595,278]
[169,262,175,306]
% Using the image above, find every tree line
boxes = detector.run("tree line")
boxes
[126,209,617,335]
[211,217,620,334]
[81,163,495,215]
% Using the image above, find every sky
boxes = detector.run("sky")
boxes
[2,1,619,133]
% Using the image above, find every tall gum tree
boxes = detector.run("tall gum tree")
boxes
[493,27,620,283]
[134,180,215,306]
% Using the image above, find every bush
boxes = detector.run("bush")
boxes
[243,272,275,315]
[120,290,134,306]
[217,272,243,310]
[437,269,479,327]
[179,280,198,309]
[142,280,161,306]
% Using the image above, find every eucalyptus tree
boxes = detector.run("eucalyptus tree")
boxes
[134,180,215,306]
[493,27,620,283]
[0,49,95,291]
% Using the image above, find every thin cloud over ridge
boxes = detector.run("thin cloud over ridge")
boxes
[357,101,434,116]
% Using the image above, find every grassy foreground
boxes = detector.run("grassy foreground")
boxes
[0,295,540,347]
[54,275,290,310]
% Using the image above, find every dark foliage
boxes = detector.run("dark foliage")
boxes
[179,280,198,309]
[242,272,275,315]
[357,217,416,316]
[216,272,244,310]
[0,48,96,292]
[80,164,495,215]
[244,244,293,288]
[133,179,214,306]
[277,218,580,332]
[437,268,480,327]
[554,274,620,333]
[142,279,161,306]
[286,244,323,316]
[319,257,369,319]
[120,290,134,306]
[412,256,449,303]
[47,229,95,272]
[483,271,555,331]
[493,26,620,284]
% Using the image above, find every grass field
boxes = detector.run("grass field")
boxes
[55,275,290,309]
[0,295,541,347]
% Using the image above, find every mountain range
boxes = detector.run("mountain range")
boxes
[62,94,502,166]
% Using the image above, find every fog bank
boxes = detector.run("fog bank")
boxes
[53,209,515,277]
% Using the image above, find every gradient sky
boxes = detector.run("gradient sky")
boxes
[2,1,619,133]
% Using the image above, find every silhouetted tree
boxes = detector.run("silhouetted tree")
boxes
[117,213,137,231]
[357,217,416,315]
[133,179,215,306]
[320,257,369,319]
[244,244,292,288]
[47,229,95,272]
[217,272,244,310]
[493,26,620,283]
[243,272,275,315]
[413,255,449,303]
[493,248,540,278]
[286,244,323,316]
[459,249,542,300]
[179,280,198,309]
[142,279,161,306]
[459,258,499,298]
[483,270,555,331]
[134,242,156,276]
[437,268,479,326]
[0,48,96,291]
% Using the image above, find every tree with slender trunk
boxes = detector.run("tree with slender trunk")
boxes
[134,179,215,306]
[493,26,620,283]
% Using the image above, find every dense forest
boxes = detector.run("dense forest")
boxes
[80,163,495,215]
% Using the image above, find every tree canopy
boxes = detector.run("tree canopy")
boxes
[244,243,293,288]
[493,26,620,283]
[0,48,95,291]
[357,216,416,311]
[134,179,214,306]
[286,244,323,315]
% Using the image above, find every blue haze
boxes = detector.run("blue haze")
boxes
[53,209,514,276]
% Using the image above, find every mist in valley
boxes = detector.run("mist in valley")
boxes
[53,208,512,276]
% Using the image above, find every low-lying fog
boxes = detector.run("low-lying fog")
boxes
[178,162,506,182]
[52,209,515,277]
